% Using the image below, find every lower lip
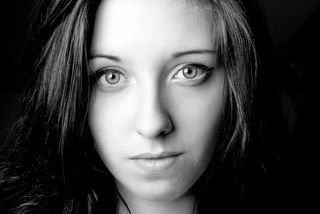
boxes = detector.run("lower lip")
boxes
[132,155,181,172]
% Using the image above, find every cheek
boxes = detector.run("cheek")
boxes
[88,90,133,162]
[89,88,135,135]
[170,75,226,168]
[182,98,223,170]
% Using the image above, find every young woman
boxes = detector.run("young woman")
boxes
[0,0,268,213]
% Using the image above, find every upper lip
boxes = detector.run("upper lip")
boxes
[130,152,183,160]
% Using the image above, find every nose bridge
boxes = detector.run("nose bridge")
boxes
[135,79,172,138]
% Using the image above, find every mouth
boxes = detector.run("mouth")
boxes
[129,152,183,172]
[130,152,183,160]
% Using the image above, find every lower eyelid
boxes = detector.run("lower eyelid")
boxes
[92,69,125,86]
[174,65,212,79]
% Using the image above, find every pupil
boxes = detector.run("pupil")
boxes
[109,73,115,79]
[106,72,119,84]
[183,68,197,79]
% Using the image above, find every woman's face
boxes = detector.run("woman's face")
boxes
[89,0,226,202]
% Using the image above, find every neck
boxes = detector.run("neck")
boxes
[117,193,197,214]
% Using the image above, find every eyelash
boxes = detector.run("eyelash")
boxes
[93,63,214,87]
[93,68,127,88]
[173,64,213,84]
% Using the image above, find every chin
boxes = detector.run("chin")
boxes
[133,181,191,202]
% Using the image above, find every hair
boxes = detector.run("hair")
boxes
[0,0,260,213]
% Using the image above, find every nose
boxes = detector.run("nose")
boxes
[135,85,173,138]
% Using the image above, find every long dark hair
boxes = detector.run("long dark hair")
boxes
[0,0,116,213]
[0,0,265,213]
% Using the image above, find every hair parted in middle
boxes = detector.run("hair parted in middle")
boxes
[2,0,258,212]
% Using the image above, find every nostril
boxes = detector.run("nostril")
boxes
[136,114,174,139]
[159,119,174,136]
[135,86,173,138]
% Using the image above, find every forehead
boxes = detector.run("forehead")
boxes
[90,0,215,57]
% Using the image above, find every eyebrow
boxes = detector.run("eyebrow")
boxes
[89,49,216,62]
[89,54,121,62]
[172,49,216,59]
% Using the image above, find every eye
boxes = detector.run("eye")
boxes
[173,64,213,83]
[95,68,127,87]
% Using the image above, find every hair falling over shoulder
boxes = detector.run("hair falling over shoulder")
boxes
[0,0,118,213]
[0,0,269,213]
